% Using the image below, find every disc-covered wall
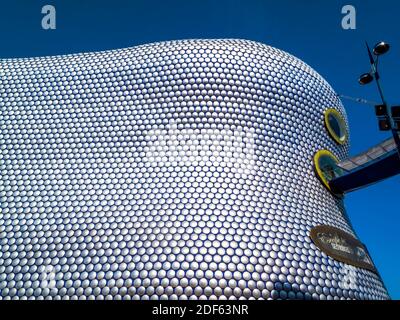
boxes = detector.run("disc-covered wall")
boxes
[0,39,389,300]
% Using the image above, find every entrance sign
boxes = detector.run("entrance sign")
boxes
[310,225,376,272]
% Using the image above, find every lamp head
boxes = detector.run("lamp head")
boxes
[358,73,374,85]
[373,41,390,56]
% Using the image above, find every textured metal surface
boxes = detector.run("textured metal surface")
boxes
[0,39,389,300]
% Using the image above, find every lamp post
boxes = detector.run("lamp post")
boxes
[358,41,400,160]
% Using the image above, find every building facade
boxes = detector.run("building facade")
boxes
[0,39,389,299]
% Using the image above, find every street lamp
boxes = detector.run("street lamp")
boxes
[358,73,373,85]
[373,41,390,56]
[358,41,400,160]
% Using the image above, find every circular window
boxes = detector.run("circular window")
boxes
[313,150,344,196]
[324,108,348,144]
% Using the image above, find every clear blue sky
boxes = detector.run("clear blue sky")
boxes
[0,0,399,299]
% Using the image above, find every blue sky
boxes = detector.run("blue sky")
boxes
[0,0,399,299]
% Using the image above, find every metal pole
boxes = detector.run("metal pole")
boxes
[365,41,400,159]
[374,75,400,160]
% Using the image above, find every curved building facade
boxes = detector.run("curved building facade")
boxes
[0,39,389,300]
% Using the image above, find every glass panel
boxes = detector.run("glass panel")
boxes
[325,108,348,144]
[314,150,344,197]
[328,113,343,139]
[319,154,343,181]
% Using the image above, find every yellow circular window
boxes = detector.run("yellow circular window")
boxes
[324,108,348,144]
[313,150,344,197]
